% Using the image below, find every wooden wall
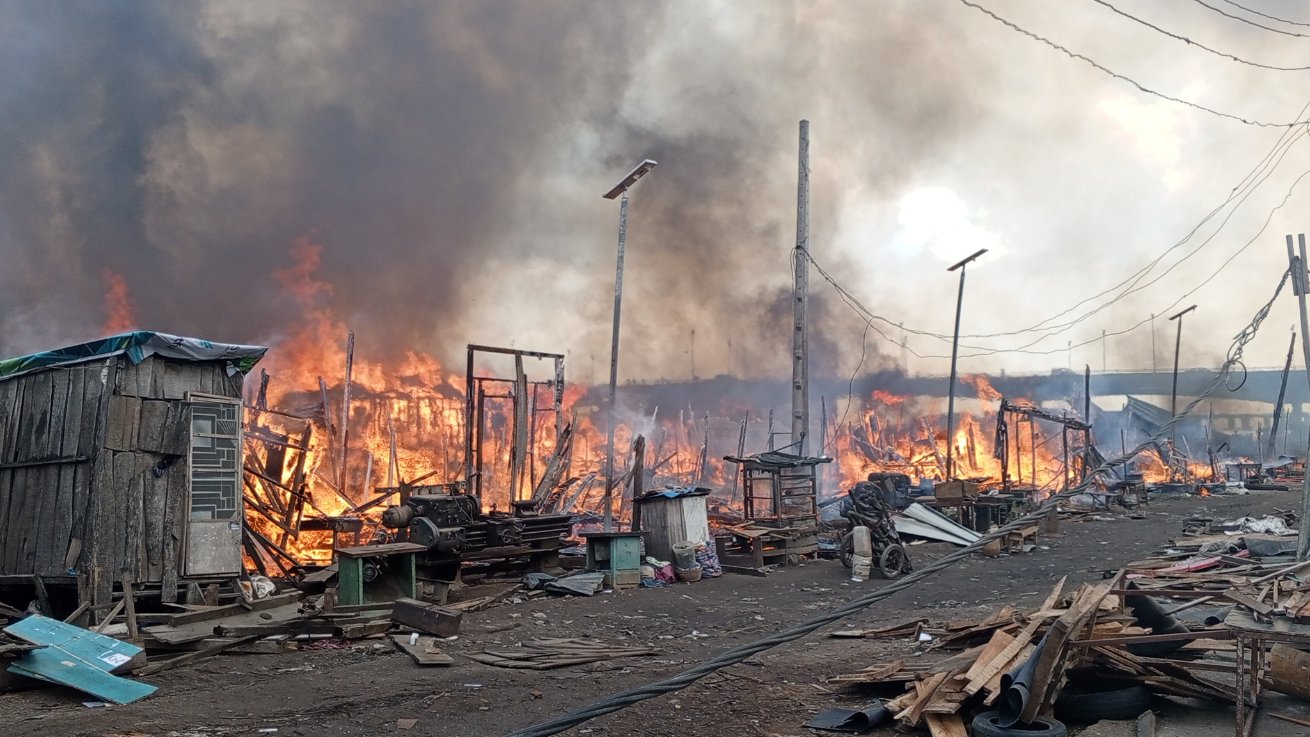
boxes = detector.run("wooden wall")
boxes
[0,355,244,605]
[0,358,113,584]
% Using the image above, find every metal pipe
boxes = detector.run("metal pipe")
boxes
[944,248,987,480]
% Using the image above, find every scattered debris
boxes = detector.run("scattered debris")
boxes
[467,638,656,670]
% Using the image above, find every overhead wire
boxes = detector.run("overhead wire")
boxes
[811,155,1310,361]
[1089,0,1310,70]
[957,0,1310,126]
[502,266,1291,737]
[1218,0,1310,28]
[802,118,1310,358]
[1191,0,1310,37]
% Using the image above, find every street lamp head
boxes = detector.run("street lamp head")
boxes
[1168,305,1197,321]
[947,248,989,272]
[603,159,658,199]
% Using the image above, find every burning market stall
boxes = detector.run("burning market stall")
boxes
[0,332,266,615]
[718,451,830,568]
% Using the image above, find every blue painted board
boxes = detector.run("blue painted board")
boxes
[4,615,156,704]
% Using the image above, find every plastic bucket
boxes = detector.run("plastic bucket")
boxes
[672,541,698,569]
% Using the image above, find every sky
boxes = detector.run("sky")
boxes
[3,0,1310,386]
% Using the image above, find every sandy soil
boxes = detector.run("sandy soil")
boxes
[4,491,1309,737]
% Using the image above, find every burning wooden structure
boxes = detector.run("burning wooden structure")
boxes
[0,332,266,612]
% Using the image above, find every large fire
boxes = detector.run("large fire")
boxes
[117,239,1208,572]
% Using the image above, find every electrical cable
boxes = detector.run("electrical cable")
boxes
[1190,0,1310,37]
[958,0,1310,126]
[1218,0,1310,28]
[1090,0,1310,70]
[501,266,1290,737]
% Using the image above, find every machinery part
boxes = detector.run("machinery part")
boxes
[1054,686,1151,723]
[381,504,415,529]
[408,518,466,553]
[488,517,526,547]
[971,711,1067,737]
[878,544,910,579]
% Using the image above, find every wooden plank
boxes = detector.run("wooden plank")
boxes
[9,466,37,573]
[391,597,462,637]
[135,358,155,398]
[157,361,190,400]
[76,362,109,458]
[136,400,170,453]
[924,713,968,737]
[964,616,1041,695]
[1020,578,1114,723]
[20,370,53,461]
[35,463,64,574]
[1224,590,1274,616]
[895,672,948,726]
[132,635,260,676]
[390,634,454,666]
[143,469,165,581]
[104,395,141,452]
[86,361,117,609]
[160,449,185,602]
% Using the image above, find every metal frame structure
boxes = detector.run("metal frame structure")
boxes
[463,344,565,509]
[994,398,1092,495]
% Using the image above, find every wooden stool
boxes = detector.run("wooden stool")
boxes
[1006,525,1039,553]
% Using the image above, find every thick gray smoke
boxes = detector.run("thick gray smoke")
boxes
[2,1,1307,384]
[0,1,998,382]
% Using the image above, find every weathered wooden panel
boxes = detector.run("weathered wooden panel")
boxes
[47,369,71,455]
[0,381,18,465]
[60,367,86,456]
[143,462,167,581]
[160,453,187,602]
[8,466,35,573]
[104,395,141,452]
[135,358,155,398]
[2,377,26,465]
[157,361,191,400]
[75,361,111,458]
[137,399,168,453]
[15,370,52,463]
[109,452,135,579]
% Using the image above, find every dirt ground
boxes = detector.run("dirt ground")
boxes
[5,491,1310,737]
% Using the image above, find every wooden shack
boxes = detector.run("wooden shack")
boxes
[0,332,266,611]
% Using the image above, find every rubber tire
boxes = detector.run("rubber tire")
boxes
[878,544,909,579]
[839,532,853,568]
[971,711,1067,737]
[1054,685,1151,723]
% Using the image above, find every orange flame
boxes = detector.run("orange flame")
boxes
[101,269,136,334]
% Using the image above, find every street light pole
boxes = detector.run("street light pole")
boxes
[1168,305,1197,451]
[601,159,657,532]
[944,248,988,481]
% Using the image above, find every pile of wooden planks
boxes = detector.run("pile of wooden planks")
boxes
[825,571,1258,735]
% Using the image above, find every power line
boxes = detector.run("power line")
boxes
[1218,0,1310,28]
[501,266,1290,737]
[802,113,1309,354]
[808,157,1310,360]
[957,0,1310,126]
[1090,0,1310,70]
[1191,0,1310,37]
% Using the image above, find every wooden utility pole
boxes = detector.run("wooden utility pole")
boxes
[791,119,810,455]
[1286,234,1310,561]
[1269,329,1296,460]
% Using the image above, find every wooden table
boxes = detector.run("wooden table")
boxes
[1225,609,1310,737]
